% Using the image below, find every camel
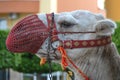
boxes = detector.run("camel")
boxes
[6,10,120,80]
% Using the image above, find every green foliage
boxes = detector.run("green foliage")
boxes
[0,50,14,69]
[112,22,120,53]
[12,53,62,73]
[0,30,14,69]
[0,30,9,50]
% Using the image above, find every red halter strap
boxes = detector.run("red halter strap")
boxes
[60,36,111,49]
[46,13,112,49]
[46,13,58,42]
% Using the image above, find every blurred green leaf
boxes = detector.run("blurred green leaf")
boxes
[112,22,120,53]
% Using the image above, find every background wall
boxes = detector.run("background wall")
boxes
[105,0,120,21]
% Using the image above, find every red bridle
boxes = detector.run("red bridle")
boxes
[46,13,112,49]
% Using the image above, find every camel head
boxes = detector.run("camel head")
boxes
[6,10,118,80]
[6,10,117,63]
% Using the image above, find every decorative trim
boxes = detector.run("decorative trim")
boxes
[61,37,111,49]
[46,13,112,49]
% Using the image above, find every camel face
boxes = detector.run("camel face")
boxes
[36,10,116,62]
[6,10,116,61]
[6,10,120,80]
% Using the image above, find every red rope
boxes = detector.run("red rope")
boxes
[57,46,90,80]
[57,46,68,70]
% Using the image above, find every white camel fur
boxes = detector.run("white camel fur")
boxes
[36,10,120,80]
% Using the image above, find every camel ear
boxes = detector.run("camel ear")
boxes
[95,19,117,36]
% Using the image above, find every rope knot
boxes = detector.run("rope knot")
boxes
[57,46,68,70]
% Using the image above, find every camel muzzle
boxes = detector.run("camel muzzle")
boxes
[6,15,49,53]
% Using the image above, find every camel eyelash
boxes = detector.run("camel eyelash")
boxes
[59,21,75,28]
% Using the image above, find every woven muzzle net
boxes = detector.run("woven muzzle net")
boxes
[6,15,49,54]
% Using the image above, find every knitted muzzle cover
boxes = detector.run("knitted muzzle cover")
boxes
[6,15,49,54]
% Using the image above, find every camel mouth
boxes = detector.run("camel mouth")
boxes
[36,51,61,61]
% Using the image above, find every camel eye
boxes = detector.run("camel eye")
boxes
[60,21,74,28]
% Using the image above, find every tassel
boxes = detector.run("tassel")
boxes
[40,57,46,65]
[57,46,68,70]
